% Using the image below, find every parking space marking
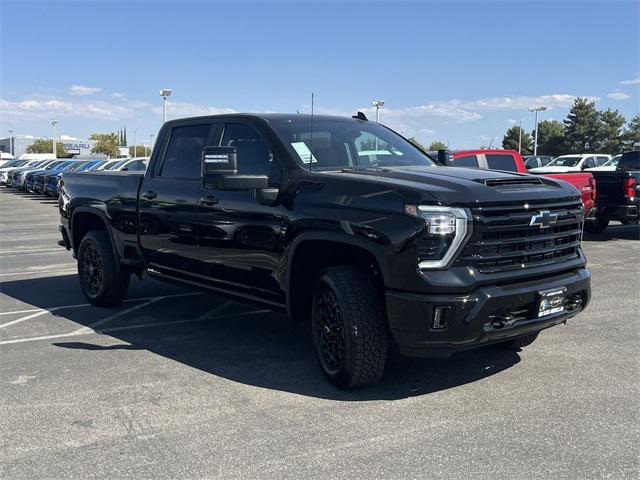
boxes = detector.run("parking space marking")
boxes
[0,268,77,277]
[0,309,270,346]
[0,292,203,326]
[73,297,167,334]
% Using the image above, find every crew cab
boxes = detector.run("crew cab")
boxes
[433,149,596,216]
[59,114,591,388]
[586,151,640,233]
[523,155,554,170]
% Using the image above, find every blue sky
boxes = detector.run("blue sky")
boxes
[1,0,638,148]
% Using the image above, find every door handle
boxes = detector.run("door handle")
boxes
[142,190,157,200]
[200,195,219,206]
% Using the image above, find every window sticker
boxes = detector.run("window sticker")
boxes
[291,142,317,164]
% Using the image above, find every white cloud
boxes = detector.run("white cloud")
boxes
[150,101,236,119]
[69,85,102,96]
[0,97,135,121]
[111,92,126,99]
[619,75,640,85]
[507,118,517,124]
[606,92,631,100]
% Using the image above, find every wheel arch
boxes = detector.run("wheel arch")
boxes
[285,231,390,321]
[70,208,120,266]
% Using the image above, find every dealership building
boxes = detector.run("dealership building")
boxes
[0,135,97,158]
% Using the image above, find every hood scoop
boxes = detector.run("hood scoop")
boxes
[481,177,551,191]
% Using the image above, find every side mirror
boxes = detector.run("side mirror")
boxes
[202,146,237,176]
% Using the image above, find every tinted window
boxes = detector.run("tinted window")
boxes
[524,158,538,169]
[161,124,211,178]
[452,155,478,168]
[596,156,609,165]
[221,123,281,182]
[128,160,146,171]
[582,157,596,168]
[486,154,518,172]
[618,151,640,171]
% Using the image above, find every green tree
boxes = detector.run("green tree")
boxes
[128,145,151,157]
[90,132,119,157]
[25,138,70,158]
[563,98,601,152]
[123,127,127,146]
[407,137,426,150]
[502,125,532,153]
[428,140,448,151]
[596,109,626,154]
[621,113,640,150]
[534,120,565,156]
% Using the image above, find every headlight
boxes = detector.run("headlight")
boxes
[406,205,472,270]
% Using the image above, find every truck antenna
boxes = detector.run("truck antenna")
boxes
[310,92,314,171]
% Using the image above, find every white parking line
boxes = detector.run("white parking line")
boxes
[0,309,270,346]
[0,292,203,326]
[0,268,77,277]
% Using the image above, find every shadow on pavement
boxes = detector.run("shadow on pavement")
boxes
[583,223,640,241]
[2,274,521,401]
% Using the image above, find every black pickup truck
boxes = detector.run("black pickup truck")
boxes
[58,113,591,388]
[586,151,640,233]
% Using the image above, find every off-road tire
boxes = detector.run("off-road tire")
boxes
[77,230,130,307]
[311,265,387,389]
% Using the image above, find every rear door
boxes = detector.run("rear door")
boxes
[138,121,215,275]
[195,120,285,304]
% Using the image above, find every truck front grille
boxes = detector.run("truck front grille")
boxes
[458,200,584,274]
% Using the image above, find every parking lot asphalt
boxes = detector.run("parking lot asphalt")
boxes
[0,188,638,480]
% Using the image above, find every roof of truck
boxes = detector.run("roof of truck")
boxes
[164,113,368,125]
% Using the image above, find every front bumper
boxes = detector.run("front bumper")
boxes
[386,268,591,358]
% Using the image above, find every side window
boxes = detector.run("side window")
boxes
[524,158,537,169]
[596,156,609,166]
[582,157,596,169]
[221,123,282,183]
[451,155,478,168]
[160,124,211,179]
[485,154,519,172]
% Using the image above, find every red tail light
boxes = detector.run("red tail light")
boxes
[589,176,596,201]
[624,178,637,199]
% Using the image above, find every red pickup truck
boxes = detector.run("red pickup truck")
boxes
[434,149,596,215]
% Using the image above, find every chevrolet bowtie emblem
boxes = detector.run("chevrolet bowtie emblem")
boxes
[529,209,558,229]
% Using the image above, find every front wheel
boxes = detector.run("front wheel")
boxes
[584,217,609,233]
[311,265,387,389]
[78,230,130,306]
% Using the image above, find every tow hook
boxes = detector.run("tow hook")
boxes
[566,297,583,311]
[489,314,517,329]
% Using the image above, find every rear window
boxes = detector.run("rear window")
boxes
[617,151,640,171]
[486,154,518,172]
[161,124,211,179]
[452,155,478,168]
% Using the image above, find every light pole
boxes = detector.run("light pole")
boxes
[528,106,547,155]
[51,120,58,157]
[8,129,14,156]
[371,100,384,122]
[518,118,524,154]
[159,89,172,123]
[133,128,138,158]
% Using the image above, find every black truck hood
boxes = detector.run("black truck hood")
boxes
[321,165,580,205]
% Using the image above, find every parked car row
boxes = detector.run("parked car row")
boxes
[0,157,148,197]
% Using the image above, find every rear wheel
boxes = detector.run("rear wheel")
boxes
[494,332,539,350]
[311,265,387,388]
[584,217,609,233]
[77,230,130,306]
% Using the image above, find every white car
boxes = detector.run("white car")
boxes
[586,154,621,172]
[529,154,611,173]
[104,157,149,172]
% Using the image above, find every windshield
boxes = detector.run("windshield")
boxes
[270,119,436,170]
[109,159,129,170]
[66,161,87,172]
[603,155,621,167]
[547,155,582,167]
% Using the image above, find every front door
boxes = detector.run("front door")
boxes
[196,121,285,304]
[138,122,214,276]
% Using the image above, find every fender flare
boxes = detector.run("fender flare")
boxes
[284,230,391,317]
[70,206,121,267]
